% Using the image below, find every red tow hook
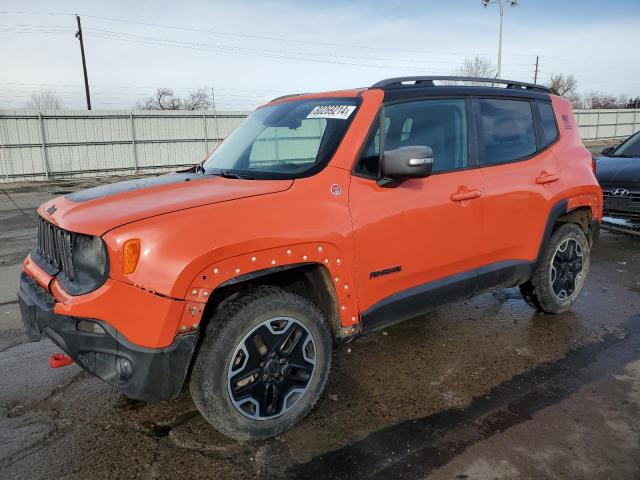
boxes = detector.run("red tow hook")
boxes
[49,353,74,368]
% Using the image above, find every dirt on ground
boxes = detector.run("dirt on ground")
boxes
[1,147,639,479]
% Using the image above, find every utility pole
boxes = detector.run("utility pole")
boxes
[211,86,220,150]
[534,55,539,84]
[75,15,91,110]
[482,0,519,79]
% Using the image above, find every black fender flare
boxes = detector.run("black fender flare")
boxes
[535,199,569,267]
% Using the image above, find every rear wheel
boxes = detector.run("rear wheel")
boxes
[190,286,332,441]
[519,223,590,314]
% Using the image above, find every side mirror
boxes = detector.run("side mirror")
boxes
[379,146,433,186]
[601,146,614,156]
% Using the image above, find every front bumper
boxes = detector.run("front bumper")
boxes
[18,273,198,402]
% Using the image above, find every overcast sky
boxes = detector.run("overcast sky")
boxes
[0,0,639,110]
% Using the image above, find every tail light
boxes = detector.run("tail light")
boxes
[592,156,597,175]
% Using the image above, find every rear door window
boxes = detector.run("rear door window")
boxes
[537,101,559,147]
[477,99,536,165]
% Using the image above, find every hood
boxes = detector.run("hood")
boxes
[39,173,293,236]
[596,156,640,186]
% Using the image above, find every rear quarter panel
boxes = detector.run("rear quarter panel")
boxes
[550,95,603,220]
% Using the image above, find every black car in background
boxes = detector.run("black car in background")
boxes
[597,130,640,230]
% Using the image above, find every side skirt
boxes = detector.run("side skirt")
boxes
[361,260,534,334]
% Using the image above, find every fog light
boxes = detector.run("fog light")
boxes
[77,319,106,335]
[116,357,133,381]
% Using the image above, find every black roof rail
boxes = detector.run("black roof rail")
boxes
[371,76,551,94]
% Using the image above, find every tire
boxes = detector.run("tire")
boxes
[519,223,590,314]
[190,285,332,441]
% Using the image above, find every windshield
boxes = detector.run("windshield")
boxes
[613,131,640,157]
[202,98,360,178]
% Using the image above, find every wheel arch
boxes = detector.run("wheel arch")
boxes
[181,242,360,341]
[537,197,598,266]
[556,206,594,239]
[201,263,347,340]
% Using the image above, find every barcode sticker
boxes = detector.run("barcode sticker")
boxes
[306,105,356,120]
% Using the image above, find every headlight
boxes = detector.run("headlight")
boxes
[58,234,109,295]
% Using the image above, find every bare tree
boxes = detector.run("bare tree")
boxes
[29,89,63,111]
[136,88,182,110]
[582,91,625,109]
[183,87,212,110]
[626,96,640,109]
[547,74,578,102]
[618,94,631,109]
[450,56,496,84]
[136,86,211,110]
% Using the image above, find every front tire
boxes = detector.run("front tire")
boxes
[519,223,590,314]
[190,286,332,441]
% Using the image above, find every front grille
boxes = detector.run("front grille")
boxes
[602,190,640,202]
[37,216,75,281]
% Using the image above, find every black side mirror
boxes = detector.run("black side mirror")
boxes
[601,146,614,156]
[378,146,433,187]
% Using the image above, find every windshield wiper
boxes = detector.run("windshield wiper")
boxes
[209,170,255,180]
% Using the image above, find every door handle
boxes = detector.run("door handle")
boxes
[450,189,482,202]
[536,172,560,184]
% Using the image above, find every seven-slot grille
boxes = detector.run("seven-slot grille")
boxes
[37,216,75,280]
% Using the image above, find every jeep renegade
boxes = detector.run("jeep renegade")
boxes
[18,76,602,440]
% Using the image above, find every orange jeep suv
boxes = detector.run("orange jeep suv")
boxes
[19,76,602,440]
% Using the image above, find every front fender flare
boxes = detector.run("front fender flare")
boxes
[177,242,360,335]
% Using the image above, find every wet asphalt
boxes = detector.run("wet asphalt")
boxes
[1,163,639,479]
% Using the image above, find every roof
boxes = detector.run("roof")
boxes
[370,76,551,93]
[267,77,551,105]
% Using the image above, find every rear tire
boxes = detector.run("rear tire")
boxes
[190,286,332,441]
[519,223,590,314]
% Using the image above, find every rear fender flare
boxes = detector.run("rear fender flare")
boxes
[536,196,598,266]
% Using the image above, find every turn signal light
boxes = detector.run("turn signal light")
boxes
[123,239,141,274]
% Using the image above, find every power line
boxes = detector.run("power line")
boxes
[0,82,284,92]
[3,21,637,80]
[0,10,527,57]
[86,26,532,67]
[71,13,513,57]
[1,9,638,75]
[82,32,445,72]
[0,11,637,97]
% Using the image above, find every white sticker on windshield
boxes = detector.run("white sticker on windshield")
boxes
[306,105,356,120]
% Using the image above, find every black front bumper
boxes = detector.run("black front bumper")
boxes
[18,273,198,402]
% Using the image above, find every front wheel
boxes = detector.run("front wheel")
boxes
[190,286,332,441]
[519,223,590,314]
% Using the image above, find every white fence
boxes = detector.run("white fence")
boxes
[0,109,249,182]
[574,109,640,141]
[1,108,639,182]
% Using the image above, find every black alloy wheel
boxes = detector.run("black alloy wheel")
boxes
[550,238,583,299]
[227,316,316,420]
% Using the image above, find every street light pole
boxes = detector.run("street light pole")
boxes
[482,0,519,79]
